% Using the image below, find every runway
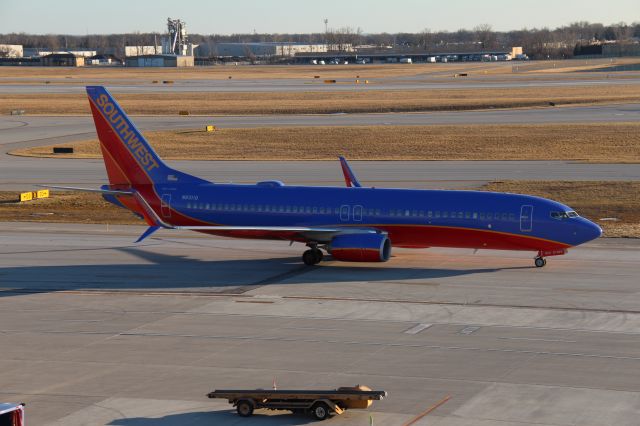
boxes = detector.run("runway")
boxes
[1,222,639,425]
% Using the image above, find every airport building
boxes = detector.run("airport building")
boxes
[125,46,163,57]
[196,42,329,58]
[125,54,194,67]
[0,44,23,58]
[41,53,86,67]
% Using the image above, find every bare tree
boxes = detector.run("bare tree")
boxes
[473,24,496,49]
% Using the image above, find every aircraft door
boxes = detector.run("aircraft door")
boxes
[353,205,363,221]
[520,205,533,232]
[161,194,172,219]
[340,205,350,222]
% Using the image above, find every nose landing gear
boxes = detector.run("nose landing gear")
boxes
[534,256,547,268]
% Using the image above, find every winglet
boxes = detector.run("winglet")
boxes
[135,226,160,243]
[338,156,362,188]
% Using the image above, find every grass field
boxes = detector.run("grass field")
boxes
[14,122,640,163]
[4,84,640,115]
[1,181,637,237]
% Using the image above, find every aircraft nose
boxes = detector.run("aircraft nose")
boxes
[579,218,602,244]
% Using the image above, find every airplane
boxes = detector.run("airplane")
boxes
[47,86,602,268]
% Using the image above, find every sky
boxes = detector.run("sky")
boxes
[1,0,638,35]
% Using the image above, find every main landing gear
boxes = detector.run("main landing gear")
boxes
[534,256,547,268]
[302,244,324,266]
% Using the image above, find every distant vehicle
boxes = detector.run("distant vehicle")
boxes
[208,385,386,420]
[399,58,412,64]
[342,60,349,65]
[329,59,340,65]
[441,57,448,63]
[355,58,366,64]
[310,59,318,65]
[515,53,529,60]
[427,56,436,63]
[318,60,325,65]
[47,86,603,267]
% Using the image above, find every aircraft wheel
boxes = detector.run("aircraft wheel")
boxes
[303,250,317,266]
[312,248,323,263]
[534,257,546,268]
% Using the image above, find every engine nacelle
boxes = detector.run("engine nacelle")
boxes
[329,233,391,262]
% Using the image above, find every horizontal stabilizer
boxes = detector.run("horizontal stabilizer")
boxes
[39,185,134,196]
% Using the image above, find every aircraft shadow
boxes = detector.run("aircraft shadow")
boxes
[0,245,530,298]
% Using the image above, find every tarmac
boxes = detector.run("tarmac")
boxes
[1,222,639,425]
[1,71,639,93]
[1,69,639,424]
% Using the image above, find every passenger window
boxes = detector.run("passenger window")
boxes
[465,212,471,219]
[508,213,515,221]
[312,207,318,213]
[435,211,441,218]
[428,211,433,218]
[473,212,478,219]
[442,211,447,218]
[479,212,485,220]
[458,212,463,219]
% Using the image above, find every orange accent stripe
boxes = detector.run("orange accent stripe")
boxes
[402,395,451,426]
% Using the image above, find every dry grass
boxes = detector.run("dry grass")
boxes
[3,84,640,115]
[0,63,513,81]
[484,181,640,238]
[0,191,136,225]
[1,181,638,238]
[14,122,640,163]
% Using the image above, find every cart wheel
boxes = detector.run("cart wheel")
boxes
[236,399,254,417]
[311,402,331,420]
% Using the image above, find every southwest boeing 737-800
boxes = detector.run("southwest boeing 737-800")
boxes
[48,86,602,267]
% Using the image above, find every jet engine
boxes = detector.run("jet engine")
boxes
[329,233,391,262]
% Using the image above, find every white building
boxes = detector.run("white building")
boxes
[125,46,163,57]
[26,49,96,58]
[0,44,24,58]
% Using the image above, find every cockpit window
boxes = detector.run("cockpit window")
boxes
[550,211,579,220]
